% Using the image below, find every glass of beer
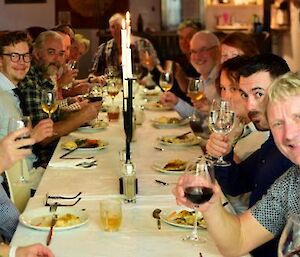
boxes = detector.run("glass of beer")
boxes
[107,105,120,122]
[99,199,122,232]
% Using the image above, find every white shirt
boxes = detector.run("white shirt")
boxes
[0,72,36,169]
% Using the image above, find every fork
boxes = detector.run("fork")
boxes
[174,131,191,139]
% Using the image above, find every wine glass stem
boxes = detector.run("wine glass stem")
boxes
[191,208,199,240]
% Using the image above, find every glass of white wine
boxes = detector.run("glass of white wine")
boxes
[159,72,173,92]
[209,99,235,167]
[187,78,205,102]
[8,116,32,183]
[41,89,58,119]
[107,78,121,106]
[278,214,300,257]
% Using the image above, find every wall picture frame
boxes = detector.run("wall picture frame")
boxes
[5,0,46,3]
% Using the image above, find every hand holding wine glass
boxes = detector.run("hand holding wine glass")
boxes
[278,214,300,257]
[181,156,215,242]
[8,116,33,183]
[209,99,235,167]
[41,90,58,119]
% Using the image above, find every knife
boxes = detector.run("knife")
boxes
[46,214,57,246]
[155,179,169,186]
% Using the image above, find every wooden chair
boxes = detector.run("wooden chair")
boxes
[5,159,31,213]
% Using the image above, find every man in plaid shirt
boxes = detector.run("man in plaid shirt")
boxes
[19,30,101,167]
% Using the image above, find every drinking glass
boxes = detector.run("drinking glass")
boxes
[41,89,58,118]
[187,78,205,102]
[107,78,121,106]
[8,116,32,183]
[209,99,235,167]
[159,72,173,92]
[99,199,122,232]
[278,214,300,257]
[182,156,215,242]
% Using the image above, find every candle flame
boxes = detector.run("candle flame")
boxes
[126,11,130,24]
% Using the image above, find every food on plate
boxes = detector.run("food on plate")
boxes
[160,135,197,144]
[154,116,181,124]
[163,159,187,171]
[166,210,206,228]
[89,119,108,129]
[31,213,81,228]
[62,138,106,150]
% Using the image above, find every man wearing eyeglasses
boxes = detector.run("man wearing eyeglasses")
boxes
[0,31,54,170]
[0,31,55,242]
[160,31,220,118]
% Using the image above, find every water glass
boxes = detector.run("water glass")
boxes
[99,199,122,232]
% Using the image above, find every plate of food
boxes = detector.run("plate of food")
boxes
[144,102,172,111]
[160,208,206,229]
[152,159,187,174]
[61,138,108,151]
[152,116,189,129]
[141,87,161,100]
[19,207,89,231]
[158,134,201,146]
[77,120,109,133]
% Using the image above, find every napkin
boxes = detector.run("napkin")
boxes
[48,159,97,169]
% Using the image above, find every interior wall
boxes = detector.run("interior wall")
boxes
[0,1,55,30]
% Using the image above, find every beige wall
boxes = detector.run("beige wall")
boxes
[0,1,55,30]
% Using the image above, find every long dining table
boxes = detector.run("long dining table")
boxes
[11,87,250,257]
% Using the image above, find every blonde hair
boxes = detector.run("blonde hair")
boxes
[74,33,90,52]
[109,13,125,25]
[268,72,300,102]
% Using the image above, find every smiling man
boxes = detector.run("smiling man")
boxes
[205,53,293,257]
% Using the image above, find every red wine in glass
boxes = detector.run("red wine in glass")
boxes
[184,186,213,205]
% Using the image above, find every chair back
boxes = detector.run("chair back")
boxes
[5,159,31,213]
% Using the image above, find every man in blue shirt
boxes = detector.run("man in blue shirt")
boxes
[206,54,293,257]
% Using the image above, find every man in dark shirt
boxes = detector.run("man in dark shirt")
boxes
[206,53,293,257]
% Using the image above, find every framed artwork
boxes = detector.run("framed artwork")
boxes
[5,0,46,3]
[55,0,129,29]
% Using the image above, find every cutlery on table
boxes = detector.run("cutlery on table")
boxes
[76,160,97,168]
[155,179,176,186]
[46,214,57,246]
[154,146,165,151]
[174,131,191,139]
[152,209,162,230]
[59,147,79,159]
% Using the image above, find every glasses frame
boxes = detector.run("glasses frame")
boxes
[1,52,32,63]
[191,45,218,55]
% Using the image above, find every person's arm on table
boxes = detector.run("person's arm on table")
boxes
[173,176,274,257]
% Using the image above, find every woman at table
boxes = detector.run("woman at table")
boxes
[0,130,54,257]
[211,56,269,213]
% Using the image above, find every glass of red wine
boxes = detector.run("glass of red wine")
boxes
[278,214,300,257]
[182,156,215,242]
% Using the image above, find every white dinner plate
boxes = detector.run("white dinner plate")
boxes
[160,208,206,229]
[19,207,89,231]
[152,160,187,174]
[61,139,108,151]
[77,125,108,133]
[144,102,172,111]
[158,135,201,147]
[151,117,189,129]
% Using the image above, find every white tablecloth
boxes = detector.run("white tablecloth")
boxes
[11,89,249,257]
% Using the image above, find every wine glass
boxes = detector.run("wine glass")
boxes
[159,72,173,92]
[182,156,215,242]
[278,214,300,257]
[8,116,32,184]
[187,78,205,102]
[41,89,58,119]
[107,78,121,106]
[209,99,235,167]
